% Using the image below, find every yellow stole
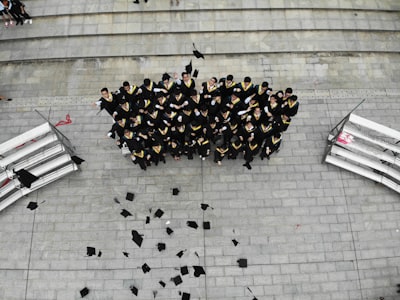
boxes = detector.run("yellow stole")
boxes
[134,150,144,158]
[289,100,297,109]
[184,79,192,88]
[272,136,281,144]
[127,85,137,95]
[249,143,258,151]
[241,82,252,91]
[124,131,133,139]
[105,94,113,102]
[207,83,217,93]
[152,146,161,154]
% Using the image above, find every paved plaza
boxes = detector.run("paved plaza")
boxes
[0,1,399,300]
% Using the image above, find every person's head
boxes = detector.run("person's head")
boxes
[244,76,251,87]
[227,74,234,82]
[254,107,261,114]
[290,95,298,102]
[277,90,284,99]
[182,72,190,81]
[162,73,170,83]
[285,87,293,98]
[190,89,198,97]
[143,78,151,87]
[261,82,269,92]
[101,87,109,98]
[174,88,181,95]
[209,77,217,86]
[123,81,130,91]
[156,93,164,101]
[270,94,277,103]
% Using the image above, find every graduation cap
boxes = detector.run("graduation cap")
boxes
[80,287,89,298]
[159,281,166,288]
[153,290,158,299]
[157,243,166,252]
[171,275,183,286]
[27,201,38,211]
[194,251,200,258]
[180,266,189,275]
[172,188,180,195]
[131,230,143,247]
[126,192,134,201]
[193,265,206,277]
[203,221,211,230]
[185,61,192,74]
[146,216,150,224]
[113,197,120,204]
[200,203,213,211]
[187,221,198,229]
[166,227,174,235]
[232,239,239,246]
[142,263,151,273]
[86,247,96,256]
[121,209,132,218]
[192,69,199,78]
[176,249,186,258]
[123,252,129,257]
[71,155,85,165]
[16,169,38,188]
[182,292,191,300]
[130,285,138,296]
[192,43,205,59]
[237,258,247,268]
[154,209,164,218]
[97,251,102,257]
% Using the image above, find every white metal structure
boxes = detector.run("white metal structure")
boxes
[324,106,400,194]
[0,122,80,212]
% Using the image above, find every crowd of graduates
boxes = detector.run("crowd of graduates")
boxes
[95,72,299,170]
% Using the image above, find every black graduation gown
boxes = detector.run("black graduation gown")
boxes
[98,93,119,116]
[180,79,196,97]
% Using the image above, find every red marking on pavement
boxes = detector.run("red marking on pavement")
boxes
[1,178,11,188]
[295,224,301,229]
[55,114,72,127]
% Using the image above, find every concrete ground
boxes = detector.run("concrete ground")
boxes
[0,1,399,300]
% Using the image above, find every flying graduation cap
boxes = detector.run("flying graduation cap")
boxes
[126,192,135,201]
[159,281,166,288]
[157,243,166,252]
[130,285,138,296]
[154,209,164,218]
[121,209,132,218]
[232,239,239,246]
[171,275,183,286]
[132,230,144,247]
[185,61,192,75]
[193,265,206,277]
[86,247,96,256]
[142,263,151,273]
[172,188,180,195]
[166,227,174,235]
[71,155,85,165]
[27,201,38,211]
[176,249,186,258]
[200,203,213,211]
[237,258,247,268]
[203,221,211,230]
[182,292,191,300]
[192,43,205,59]
[180,266,189,276]
[123,252,129,257]
[186,221,198,229]
[80,287,89,298]
[16,169,38,188]
[192,69,199,78]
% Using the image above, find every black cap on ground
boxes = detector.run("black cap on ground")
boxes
[80,287,89,298]
[142,263,151,273]
[130,285,138,296]
[146,216,150,224]
[123,252,129,257]
[132,230,143,247]
[159,281,166,288]
[176,250,186,258]
[126,192,135,201]
[154,209,164,218]
[121,209,132,218]
[17,169,39,188]
[203,221,211,230]
[192,69,199,78]
[27,201,38,210]
[157,243,166,252]
[97,251,102,257]
[86,247,96,256]
[237,258,247,268]
[172,188,180,195]
[171,275,183,286]
[187,221,198,229]
[71,155,85,165]
[232,239,239,246]
[182,292,191,300]
[185,61,192,74]
[166,227,174,235]
[180,266,189,275]
[193,265,206,277]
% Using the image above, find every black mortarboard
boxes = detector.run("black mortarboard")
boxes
[237,258,247,268]
[185,61,192,74]
[200,203,213,211]
[131,230,143,247]
[232,239,239,246]
[154,209,164,218]
[27,201,38,210]
[16,169,38,188]
[123,252,129,257]
[194,251,199,258]
[80,287,89,298]
[121,209,132,218]
[97,251,102,257]
[192,43,205,59]
[180,266,189,275]
[71,155,85,165]
[130,285,138,296]
[203,221,211,230]
[193,266,206,277]
[159,281,166,288]
[176,250,186,258]
[172,188,180,195]
[171,275,183,286]
[192,69,199,78]
[142,263,151,273]
[126,192,134,201]
[187,221,198,229]
[166,227,174,235]
[146,216,150,224]
[157,243,166,252]
[113,197,120,204]
[182,292,191,300]
[252,297,258,300]
[86,247,96,256]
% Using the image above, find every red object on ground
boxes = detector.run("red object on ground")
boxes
[0,178,11,188]
[55,114,72,127]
